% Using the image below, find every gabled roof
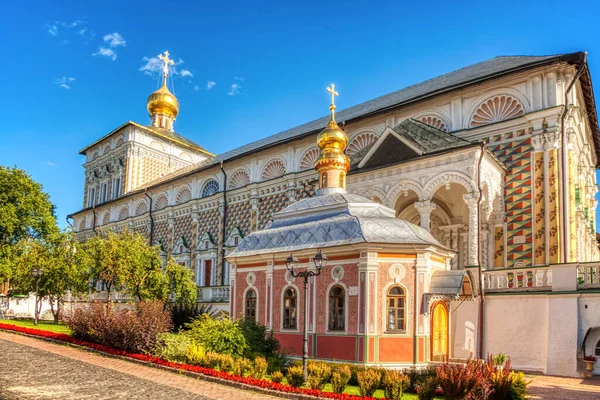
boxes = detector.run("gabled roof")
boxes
[357,119,473,170]
[78,121,213,156]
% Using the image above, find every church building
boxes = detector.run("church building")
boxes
[70,51,600,377]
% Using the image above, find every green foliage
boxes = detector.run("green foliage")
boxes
[382,370,410,400]
[202,352,221,369]
[507,372,529,400]
[185,313,247,357]
[0,166,57,281]
[270,371,284,383]
[485,356,530,400]
[252,356,268,379]
[232,357,252,376]
[417,376,438,400]
[186,342,206,365]
[153,332,193,363]
[492,353,508,367]
[307,362,331,390]
[286,365,305,388]
[171,303,219,332]
[237,317,280,358]
[215,353,234,372]
[165,259,198,306]
[357,368,382,397]
[405,366,437,393]
[331,365,352,394]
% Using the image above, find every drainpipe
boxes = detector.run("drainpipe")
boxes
[560,53,587,262]
[92,206,97,234]
[476,143,485,359]
[66,216,73,228]
[219,161,229,286]
[144,189,154,246]
[413,260,418,365]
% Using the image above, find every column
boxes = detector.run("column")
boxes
[463,193,479,266]
[480,223,489,270]
[249,191,259,232]
[286,180,297,205]
[414,200,436,232]
[493,211,506,269]
[545,132,561,264]
[532,134,546,265]
[451,227,460,269]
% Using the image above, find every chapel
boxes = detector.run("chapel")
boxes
[69,51,600,376]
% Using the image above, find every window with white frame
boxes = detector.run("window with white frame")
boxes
[283,288,297,329]
[112,177,121,199]
[245,289,257,320]
[87,188,96,208]
[328,286,345,331]
[386,286,406,332]
[100,183,108,203]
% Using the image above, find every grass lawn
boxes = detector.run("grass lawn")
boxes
[0,319,72,335]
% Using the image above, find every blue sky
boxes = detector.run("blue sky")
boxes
[2,0,600,228]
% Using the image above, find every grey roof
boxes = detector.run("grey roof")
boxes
[393,119,471,153]
[428,270,471,295]
[228,192,445,258]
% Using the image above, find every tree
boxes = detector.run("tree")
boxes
[82,230,197,305]
[12,231,90,323]
[0,166,57,282]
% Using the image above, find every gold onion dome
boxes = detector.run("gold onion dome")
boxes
[147,82,179,118]
[314,84,350,172]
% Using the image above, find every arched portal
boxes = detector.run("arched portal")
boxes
[431,301,449,362]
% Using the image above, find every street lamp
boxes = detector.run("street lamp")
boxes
[32,268,44,326]
[285,249,328,381]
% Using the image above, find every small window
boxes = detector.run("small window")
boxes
[204,240,209,249]
[234,236,239,246]
[202,180,219,198]
[283,288,297,329]
[245,289,257,320]
[321,172,327,188]
[595,340,600,357]
[387,286,406,331]
[328,286,345,331]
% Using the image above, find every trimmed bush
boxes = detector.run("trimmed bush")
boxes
[271,371,284,383]
[65,300,171,353]
[186,342,205,365]
[153,333,192,363]
[252,356,268,379]
[306,362,331,390]
[486,356,530,400]
[185,313,247,357]
[216,353,234,372]
[202,352,221,369]
[237,317,280,358]
[417,375,438,400]
[436,358,489,400]
[405,366,437,393]
[286,365,305,388]
[357,368,381,397]
[232,357,252,377]
[331,365,352,394]
[383,370,410,400]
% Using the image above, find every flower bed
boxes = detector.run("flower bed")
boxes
[0,323,374,400]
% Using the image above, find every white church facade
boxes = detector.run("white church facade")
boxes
[69,51,600,376]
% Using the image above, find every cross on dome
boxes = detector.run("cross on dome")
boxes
[158,51,175,82]
[327,84,339,120]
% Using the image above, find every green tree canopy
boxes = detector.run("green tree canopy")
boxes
[0,166,57,280]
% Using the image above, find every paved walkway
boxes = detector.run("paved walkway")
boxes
[0,331,278,400]
[1,330,600,399]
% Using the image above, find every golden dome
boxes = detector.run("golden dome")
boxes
[147,82,179,118]
[317,119,349,152]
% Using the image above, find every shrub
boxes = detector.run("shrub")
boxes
[383,370,410,400]
[286,365,305,388]
[306,362,331,390]
[252,356,268,379]
[507,371,529,400]
[202,352,221,369]
[486,356,529,400]
[171,303,219,332]
[405,366,437,393]
[417,375,438,400]
[186,342,205,365]
[153,333,192,363]
[65,300,171,353]
[232,357,252,377]
[271,371,284,383]
[185,313,247,357]
[216,353,234,372]
[331,365,352,394]
[436,359,489,400]
[237,317,280,358]
[357,368,382,397]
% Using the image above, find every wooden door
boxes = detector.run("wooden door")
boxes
[431,302,448,362]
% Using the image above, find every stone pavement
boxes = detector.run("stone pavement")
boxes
[1,330,600,399]
[0,331,279,400]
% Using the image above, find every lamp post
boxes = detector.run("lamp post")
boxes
[285,250,328,381]
[32,268,44,326]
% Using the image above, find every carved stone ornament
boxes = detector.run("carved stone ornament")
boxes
[331,265,345,281]
[388,263,406,283]
[246,272,256,286]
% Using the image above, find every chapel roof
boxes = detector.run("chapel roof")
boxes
[228,192,447,258]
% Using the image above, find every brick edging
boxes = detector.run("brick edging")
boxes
[0,328,318,400]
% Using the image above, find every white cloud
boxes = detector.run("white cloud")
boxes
[140,55,185,76]
[45,20,93,40]
[180,69,193,77]
[46,162,56,167]
[207,81,216,90]
[55,77,75,89]
[228,83,242,96]
[193,85,199,91]
[234,76,244,82]
[93,47,117,61]
[103,32,126,48]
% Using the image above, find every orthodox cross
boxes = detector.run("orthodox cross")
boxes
[158,51,175,79]
[327,84,339,107]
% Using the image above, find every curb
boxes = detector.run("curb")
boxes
[0,328,320,400]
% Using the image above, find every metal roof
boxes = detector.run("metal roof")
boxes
[228,192,446,258]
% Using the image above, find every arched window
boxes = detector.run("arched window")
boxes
[387,286,406,331]
[328,286,345,331]
[595,340,600,356]
[245,289,257,320]
[202,180,219,198]
[283,288,297,329]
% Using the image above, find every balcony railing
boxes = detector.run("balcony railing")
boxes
[578,263,600,288]
[483,266,552,292]
[197,285,230,303]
